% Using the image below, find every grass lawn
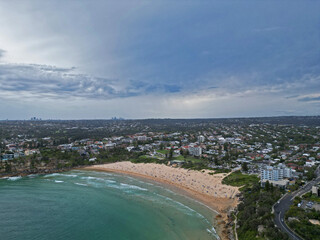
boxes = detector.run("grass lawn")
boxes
[171,155,202,162]
[173,155,185,160]
[139,154,163,160]
[222,171,259,187]
[185,156,202,163]
[156,149,168,154]
[210,168,231,174]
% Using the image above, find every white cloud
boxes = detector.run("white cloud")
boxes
[0,1,319,119]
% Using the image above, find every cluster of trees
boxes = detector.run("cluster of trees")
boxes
[0,148,93,174]
[97,148,145,164]
[286,196,320,240]
[223,171,288,240]
[237,182,288,240]
[305,165,318,181]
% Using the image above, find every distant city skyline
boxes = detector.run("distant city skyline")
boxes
[0,1,320,119]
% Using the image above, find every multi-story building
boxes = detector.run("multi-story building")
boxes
[188,146,202,156]
[137,136,147,141]
[198,135,205,143]
[260,164,292,181]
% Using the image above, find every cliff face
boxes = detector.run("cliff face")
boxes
[0,158,73,177]
[0,167,73,178]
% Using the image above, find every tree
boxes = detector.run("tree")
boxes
[169,148,173,160]
[180,148,184,155]
[159,143,164,150]
[4,162,11,173]
[265,180,270,191]
[242,162,249,172]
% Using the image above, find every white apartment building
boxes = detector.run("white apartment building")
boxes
[260,164,292,181]
[188,146,202,156]
[137,136,147,141]
[198,135,205,143]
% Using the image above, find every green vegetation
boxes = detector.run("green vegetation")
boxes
[131,157,163,164]
[182,160,211,171]
[156,149,168,155]
[222,171,259,188]
[40,149,88,167]
[173,155,185,160]
[286,197,320,240]
[209,168,231,174]
[302,192,320,203]
[223,171,288,240]
[129,154,167,164]
[305,165,318,181]
[4,162,11,173]
[242,162,249,172]
[184,156,203,163]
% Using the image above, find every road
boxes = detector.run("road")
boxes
[274,166,320,240]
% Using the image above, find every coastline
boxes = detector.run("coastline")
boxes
[82,162,240,240]
[0,167,74,178]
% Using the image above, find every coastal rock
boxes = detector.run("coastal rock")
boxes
[288,217,299,222]
[258,225,265,233]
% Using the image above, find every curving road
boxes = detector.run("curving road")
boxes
[274,166,320,240]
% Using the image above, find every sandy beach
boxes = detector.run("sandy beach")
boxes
[84,162,239,239]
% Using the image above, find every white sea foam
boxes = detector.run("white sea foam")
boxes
[105,180,116,183]
[152,182,219,215]
[8,176,22,181]
[81,176,116,184]
[54,180,64,183]
[179,194,219,214]
[45,173,77,178]
[81,176,104,181]
[84,171,114,176]
[44,173,61,177]
[61,174,77,177]
[75,183,87,186]
[134,179,154,186]
[119,183,148,191]
[96,172,114,176]
[206,227,219,239]
[124,176,135,180]
[151,193,210,223]
[28,174,38,178]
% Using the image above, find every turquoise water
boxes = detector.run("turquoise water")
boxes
[0,170,219,240]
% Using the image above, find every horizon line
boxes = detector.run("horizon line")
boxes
[1,114,320,121]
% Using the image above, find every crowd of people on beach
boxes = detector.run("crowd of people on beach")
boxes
[94,161,239,200]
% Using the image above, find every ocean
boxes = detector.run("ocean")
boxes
[0,170,219,240]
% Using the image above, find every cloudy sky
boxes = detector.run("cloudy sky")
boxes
[0,0,320,119]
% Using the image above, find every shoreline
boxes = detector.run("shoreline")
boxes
[0,167,74,178]
[82,162,240,240]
